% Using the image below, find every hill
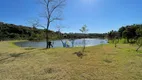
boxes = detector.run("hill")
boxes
[0,22,55,41]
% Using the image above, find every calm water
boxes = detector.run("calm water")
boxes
[15,38,108,48]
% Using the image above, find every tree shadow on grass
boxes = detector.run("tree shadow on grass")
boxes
[137,54,142,57]
[0,52,27,63]
[136,50,142,53]
[9,53,25,57]
[117,47,122,49]
[103,59,112,63]
[40,48,48,50]
[24,48,36,50]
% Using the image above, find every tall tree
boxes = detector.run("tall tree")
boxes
[118,26,125,37]
[40,0,66,49]
[122,28,134,43]
[107,30,119,47]
[107,30,118,41]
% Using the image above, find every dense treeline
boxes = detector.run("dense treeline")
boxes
[64,33,107,39]
[0,22,55,41]
[107,24,142,43]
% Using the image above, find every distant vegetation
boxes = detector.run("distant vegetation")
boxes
[0,22,107,41]
[107,24,142,43]
[107,24,142,51]
[65,33,106,39]
[0,22,56,41]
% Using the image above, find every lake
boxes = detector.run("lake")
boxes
[15,38,108,48]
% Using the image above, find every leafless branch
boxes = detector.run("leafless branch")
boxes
[39,0,65,21]
[28,19,46,29]
[38,0,66,48]
[50,17,63,22]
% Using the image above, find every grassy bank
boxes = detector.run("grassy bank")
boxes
[0,41,142,80]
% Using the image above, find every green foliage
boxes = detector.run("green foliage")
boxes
[122,30,132,42]
[108,24,142,44]
[123,27,136,39]
[0,22,56,41]
[136,27,142,37]
[114,37,119,47]
[79,25,88,33]
[118,26,125,37]
[107,30,119,41]
[107,30,120,47]
[136,37,142,46]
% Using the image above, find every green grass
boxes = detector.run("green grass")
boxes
[108,38,128,44]
[0,41,142,80]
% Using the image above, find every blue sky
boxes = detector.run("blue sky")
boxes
[0,0,142,33]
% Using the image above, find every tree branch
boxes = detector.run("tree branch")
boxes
[50,17,62,22]
[49,0,65,16]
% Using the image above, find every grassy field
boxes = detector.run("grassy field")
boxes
[0,41,142,80]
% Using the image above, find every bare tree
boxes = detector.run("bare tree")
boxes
[27,19,44,28]
[69,37,75,47]
[27,19,45,40]
[56,25,67,47]
[39,0,66,49]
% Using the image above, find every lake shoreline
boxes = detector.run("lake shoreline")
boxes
[14,38,108,48]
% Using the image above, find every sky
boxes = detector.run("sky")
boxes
[0,0,142,33]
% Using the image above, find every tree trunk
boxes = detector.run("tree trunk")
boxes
[115,43,116,47]
[46,20,50,49]
[82,46,85,52]
[46,29,49,49]
[82,38,85,52]
[112,39,115,43]
[58,32,66,47]
[61,39,65,47]
[127,38,129,43]
[136,45,142,52]
[72,41,74,47]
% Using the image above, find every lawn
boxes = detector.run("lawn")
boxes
[0,41,142,80]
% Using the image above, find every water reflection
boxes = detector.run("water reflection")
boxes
[15,38,108,48]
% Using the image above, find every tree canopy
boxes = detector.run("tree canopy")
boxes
[108,24,142,43]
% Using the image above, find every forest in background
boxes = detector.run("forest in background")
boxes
[0,22,106,41]
[0,22,56,41]
[1,21,142,42]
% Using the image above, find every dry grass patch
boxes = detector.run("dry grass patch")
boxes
[0,41,142,80]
